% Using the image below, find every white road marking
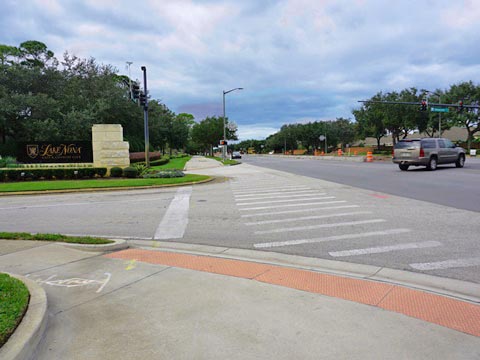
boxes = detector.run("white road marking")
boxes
[409,257,480,270]
[31,273,112,293]
[154,186,192,240]
[241,200,350,218]
[239,198,336,211]
[237,195,327,206]
[329,241,441,257]
[245,211,371,226]
[254,219,386,234]
[241,203,354,218]
[234,190,319,199]
[0,197,171,211]
[232,186,311,194]
[254,229,412,248]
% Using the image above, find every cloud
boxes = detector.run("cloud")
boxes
[1,0,479,140]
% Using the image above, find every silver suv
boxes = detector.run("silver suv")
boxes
[392,138,466,171]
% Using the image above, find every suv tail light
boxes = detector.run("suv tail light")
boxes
[419,147,425,157]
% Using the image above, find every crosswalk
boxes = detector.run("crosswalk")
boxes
[230,174,479,272]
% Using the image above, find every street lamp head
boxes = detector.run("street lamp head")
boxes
[141,66,146,71]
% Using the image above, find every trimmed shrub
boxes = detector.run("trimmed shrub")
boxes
[150,158,169,166]
[123,166,138,178]
[110,167,123,178]
[52,168,65,179]
[95,167,107,177]
[129,151,163,163]
[143,169,184,178]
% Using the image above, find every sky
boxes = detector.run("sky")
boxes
[1,0,479,140]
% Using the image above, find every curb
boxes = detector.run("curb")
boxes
[62,238,129,252]
[0,274,48,360]
[127,240,480,304]
[0,176,214,197]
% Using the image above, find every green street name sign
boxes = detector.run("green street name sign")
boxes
[431,107,449,113]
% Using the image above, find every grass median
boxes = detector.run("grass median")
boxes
[150,156,191,170]
[0,273,30,348]
[0,232,113,244]
[0,174,210,193]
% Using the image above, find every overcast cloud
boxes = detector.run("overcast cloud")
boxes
[1,0,479,140]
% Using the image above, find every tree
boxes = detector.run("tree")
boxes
[191,116,237,156]
[444,81,480,150]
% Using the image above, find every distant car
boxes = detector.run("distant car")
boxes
[392,138,465,171]
[231,151,242,159]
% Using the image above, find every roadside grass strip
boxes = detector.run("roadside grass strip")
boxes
[254,229,411,248]
[0,232,113,244]
[0,273,30,347]
[328,241,442,257]
[149,156,191,170]
[0,174,209,193]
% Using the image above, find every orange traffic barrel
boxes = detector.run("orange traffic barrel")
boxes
[366,151,373,162]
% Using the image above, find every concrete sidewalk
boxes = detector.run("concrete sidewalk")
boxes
[184,156,224,171]
[1,239,479,359]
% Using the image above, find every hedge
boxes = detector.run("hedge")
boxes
[129,151,163,163]
[0,167,108,182]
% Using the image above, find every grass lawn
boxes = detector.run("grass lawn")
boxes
[150,156,191,170]
[0,174,210,193]
[0,273,29,347]
[0,232,113,244]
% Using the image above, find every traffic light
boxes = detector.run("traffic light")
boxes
[420,99,427,111]
[139,92,147,107]
[220,140,227,145]
[458,100,464,113]
[131,82,140,101]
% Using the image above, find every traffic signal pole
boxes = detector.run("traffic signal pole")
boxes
[141,66,150,167]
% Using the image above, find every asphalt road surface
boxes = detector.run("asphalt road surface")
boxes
[1,161,480,284]
[240,155,480,212]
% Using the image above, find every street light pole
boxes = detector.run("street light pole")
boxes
[126,61,133,97]
[222,87,243,160]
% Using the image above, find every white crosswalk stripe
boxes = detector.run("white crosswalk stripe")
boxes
[409,257,480,270]
[239,198,336,211]
[241,203,354,218]
[254,219,386,234]
[253,229,412,248]
[245,211,371,226]
[234,190,320,199]
[237,195,327,206]
[328,241,441,257]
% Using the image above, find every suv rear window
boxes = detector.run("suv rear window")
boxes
[421,139,436,149]
[394,140,420,149]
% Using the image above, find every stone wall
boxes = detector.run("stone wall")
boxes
[92,124,129,172]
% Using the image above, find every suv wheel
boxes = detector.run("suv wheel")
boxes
[455,154,465,168]
[399,164,409,171]
[427,156,437,171]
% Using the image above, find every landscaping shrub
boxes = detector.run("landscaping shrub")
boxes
[143,169,185,178]
[95,167,107,177]
[52,168,65,179]
[150,157,170,166]
[0,156,17,168]
[110,167,123,177]
[123,166,138,178]
[129,151,162,163]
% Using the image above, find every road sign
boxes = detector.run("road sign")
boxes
[430,107,449,113]
[319,135,325,141]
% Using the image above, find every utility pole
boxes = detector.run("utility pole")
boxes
[126,61,133,98]
[141,66,150,167]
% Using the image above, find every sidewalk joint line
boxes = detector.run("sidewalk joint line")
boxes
[375,285,396,306]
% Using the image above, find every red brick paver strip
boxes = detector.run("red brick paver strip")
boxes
[105,249,480,337]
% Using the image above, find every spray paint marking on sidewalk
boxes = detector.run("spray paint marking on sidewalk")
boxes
[154,186,192,240]
[27,273,111,293]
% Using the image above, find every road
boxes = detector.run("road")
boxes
[240,155,480,212]
[1,160,480,284]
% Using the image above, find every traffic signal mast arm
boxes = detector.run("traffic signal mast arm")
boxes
[358,100,478,110]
